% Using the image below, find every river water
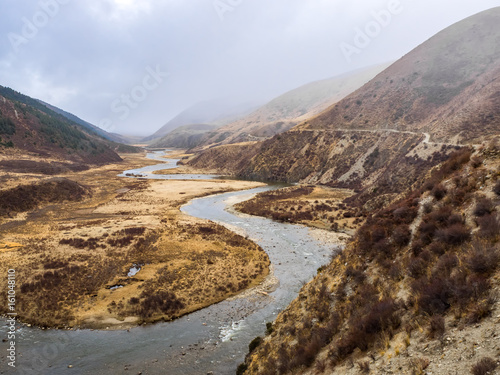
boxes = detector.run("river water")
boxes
[1,152,341,375]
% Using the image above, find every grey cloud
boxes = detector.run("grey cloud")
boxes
[0,0,498,135]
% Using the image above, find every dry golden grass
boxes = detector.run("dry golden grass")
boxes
[0,152,268,329]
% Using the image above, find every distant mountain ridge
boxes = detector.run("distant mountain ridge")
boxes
[142,98,260,142]
[194,63,391,149]
[149,123,219,149]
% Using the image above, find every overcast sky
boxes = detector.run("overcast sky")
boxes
[0,0,498,136]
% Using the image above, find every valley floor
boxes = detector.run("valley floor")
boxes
[0,152,269,329]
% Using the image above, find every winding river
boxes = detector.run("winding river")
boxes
[1,152,342,375]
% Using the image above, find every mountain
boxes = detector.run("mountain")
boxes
[0,85,123,165]
[37,100,133,145]
[142,98,260,142]
[149,123,219,149]
[227,9,500,374]
[188,8,500,208]
[195,63,391,149]
[296,8,500,144]
[237,138,500,375]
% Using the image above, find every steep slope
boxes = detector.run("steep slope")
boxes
[298,7,500,144]
[149,123,219,149]
[238,144,500,375]
[38,100,132,145]
[0,85,122,165]
[142,99,259,142]
[196,63,390,148]
[188,8,500,208]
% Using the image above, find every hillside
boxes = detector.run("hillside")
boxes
[188,8,500,210]
[297,7,500,144]
[237,143,500,375]
[142,98,259,142]
[38,100,133,145]
[0,85,123,166]
[149,123,219,149]
[195,63,390,149]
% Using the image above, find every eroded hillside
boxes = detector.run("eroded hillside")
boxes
[237,144,500,375]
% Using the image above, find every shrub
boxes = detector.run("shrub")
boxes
[266,322,274,335]
[428,315,445,338]
[418,222,438,245]
[358,361,370,374]
[413,277,452,315]
[471,357,498,375]
[393,206,416,223]
[291,328,331,368]
[428,206,453,225]
[493,180,500,196]
[450,273,490,313]
[477,213,500,240]
[411,239,425,256]
[107,235,134,247]
[139,291,184,318]
[236,363,248,375]
[362,298,400,334]
[389,263,403,280]
[449,186,471,206]
[408,257,428,278]
[465,242,499,276]
[59,237,103,250]
[43,260,68,269]
[393,224,411,247]
[428,241,446,256]
[435,223,470,245]
[120,227,146,236]
[433,253,458,277]
[0,178,88,216]
[470,156,483,168]
[431,184,447,200]
[466,296,495,324]
[346,266,366,284]
[331,298,400,363]
[248,336,262,353]
[473,198,495,217]
[447,213,464,226]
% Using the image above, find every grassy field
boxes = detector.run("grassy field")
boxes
[0,152,269,329]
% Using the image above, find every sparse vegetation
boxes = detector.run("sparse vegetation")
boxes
[471,357,498,375]
[239,143,500,374]
[236,185,362,233]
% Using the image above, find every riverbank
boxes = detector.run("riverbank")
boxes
[235,185,365,236]
[0,152,269,329]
